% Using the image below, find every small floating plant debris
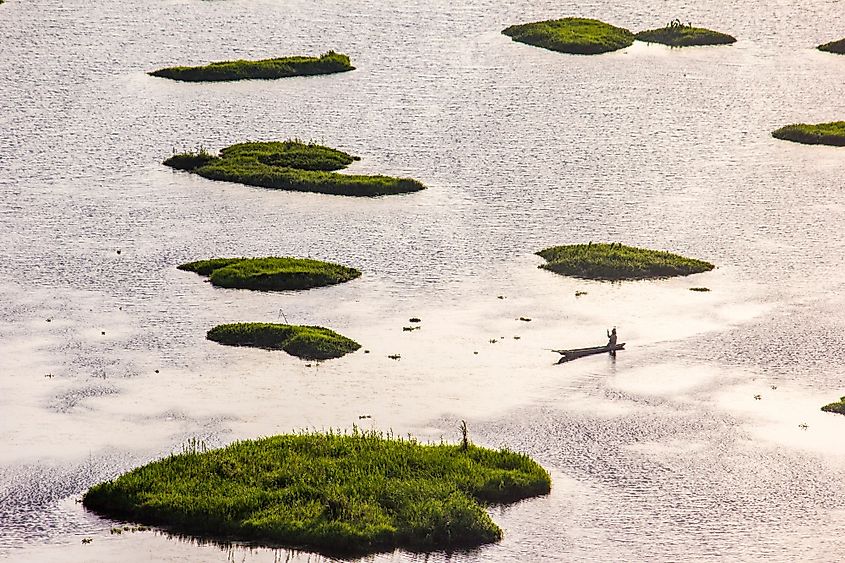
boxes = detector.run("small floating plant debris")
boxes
[575,291,587,297]
[518,317,532,322]
[513,336,521,340]
[689,287,710,292]
[799,423,808,430]
[489,339,498,344]
[402,326,420,332]
[409,317,421,323]
[497,295,505,299]
[754,394,762,400]
[388,354,401,360]
[364,350,370,354]
[358,414,372,419]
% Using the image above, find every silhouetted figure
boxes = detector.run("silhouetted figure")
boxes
[607,327,618,356]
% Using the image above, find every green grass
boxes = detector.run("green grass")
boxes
[772,122,845,147]
[164,141,425,197]
[635,21,736,46]
[82,430,551,555]
[818,38,845,54]
[502,17,634,55]
[822,396,845,415]
[537,243,715,281]
[207,323,360,360]
[149,51,354,82]
[177,257,361,291]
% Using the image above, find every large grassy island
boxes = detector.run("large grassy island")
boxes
[83,431,551,555]
[149,51,354,82]
[818,38,845,55]
[164,141,425,196]
[502,18,634,55]
[635,20,736,47]
[822,396,845,415]
[772,122,845,147]
[177,257,361,291]
[207,323,360,360]
[537,243,715,281]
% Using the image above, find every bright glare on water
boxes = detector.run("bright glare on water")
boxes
[2,0,845,561]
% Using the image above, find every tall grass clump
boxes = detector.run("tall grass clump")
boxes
[149,51,354,82]
[83,430,551,555]
[822,396,845,415]
[772,122,845,147]
[502,18,634,55]
[635,20,736,46]
[207,323,360,360]
[177,257,361,291]
[537,243,714,280]
[818,38,845,55]
[164,141,425,197]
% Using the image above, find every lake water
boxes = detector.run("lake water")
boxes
[2,0,845,561]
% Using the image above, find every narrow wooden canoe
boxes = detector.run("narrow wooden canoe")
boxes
[554,343,625,364]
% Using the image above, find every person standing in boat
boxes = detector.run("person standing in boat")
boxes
[607,327,618,356]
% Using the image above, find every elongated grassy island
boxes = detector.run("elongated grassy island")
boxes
[178,257,361,291]
[822,396,845,415]
[83,431,551,555]
[818,38,845,55]
[149,51,353,82]
[772,122,845,147]
[537,243,715,281]
[502,17,634,55]
[635,21,736,47]
[165,141,425,196]
[207,323,360,360]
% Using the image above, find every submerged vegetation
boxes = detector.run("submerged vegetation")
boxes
[502,18,634,55]
[149,51,354,82]
[178,257,361,291]
[164,141,425,196]
[82,430,551,555]
[821,397,845,415]
[536,243,715,281]
[772,122,845,147]
[635,20,736,46]
[818,38,845,55]
[207,323,360,360]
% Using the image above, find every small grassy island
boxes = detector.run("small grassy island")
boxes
[207,323,360,360]
[818,38,845,55]
[772,122,845,147]
[82,430,551,555]
[177,257,361,291]
[635,20,736,47]
[149,51,354,82]
[822,396,845,415]
[164,141,425,196]
[502,17,634,55]
[537,243,715,281]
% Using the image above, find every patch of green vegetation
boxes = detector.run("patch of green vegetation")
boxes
[772,122,845,147]
[537,243,715,281]
[822,396,845,415]
[207,323,360,360]
[82,430,551,555]
[818,38,845,55]
[502,17,634,55]
[149,51,354,82]
[635,20,736,46]
[164,141,425,197]
[177,257,361,291]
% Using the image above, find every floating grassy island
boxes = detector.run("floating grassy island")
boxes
[635,20,736,47]
[208,323,360,360]
[772,122,845,147]
[537,243,715,281]
[818,38,845,55]
[149,51,354,82]
[165,141,425,196]
[178,257,361,291]
[502,17,634,55]
[822,396,845,415]
[83,430,551,555]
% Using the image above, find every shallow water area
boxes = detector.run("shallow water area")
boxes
[3,0,845,561]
